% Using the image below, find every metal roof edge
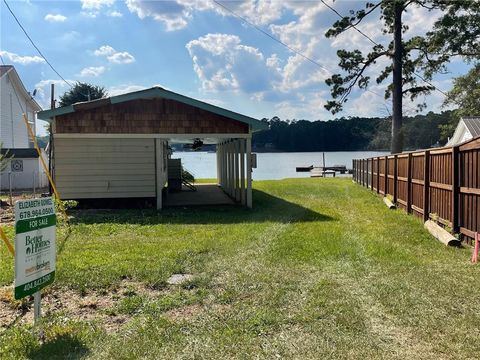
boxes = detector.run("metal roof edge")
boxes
[37,105,75,120]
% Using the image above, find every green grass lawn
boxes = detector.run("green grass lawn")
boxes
[1,178,479,359]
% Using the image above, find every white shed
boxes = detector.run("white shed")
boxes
[37,87,268,209]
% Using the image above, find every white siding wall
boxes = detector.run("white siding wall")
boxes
[0,73,35,148]
[0,157,48,190]
[54,138,158,199]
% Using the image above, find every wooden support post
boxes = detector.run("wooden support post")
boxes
[155,138,163,210]
[240,139,246,205]
[231,141,234,198]
[246,136,252,208]
[423,150,430,222]
[234,140,240,202]
[223,142,227,188]
[216,143,220,185]
[228,141,233,196]
[219,143,223,187]
[393,155,398,204]
[406,153,412,213]
[384,156,388,196]
[451,146,459,233]
[221,143,225,187]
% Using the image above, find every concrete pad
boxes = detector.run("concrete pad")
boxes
[164,184,235,207]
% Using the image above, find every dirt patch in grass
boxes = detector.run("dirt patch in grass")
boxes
[0,280,163,333]
[165,304,203,321]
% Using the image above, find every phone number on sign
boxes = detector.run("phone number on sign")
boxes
[19,207,55,220]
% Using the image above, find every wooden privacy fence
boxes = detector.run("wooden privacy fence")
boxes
[353,136,480,242]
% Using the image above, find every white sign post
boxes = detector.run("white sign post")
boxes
[14,197,56,327]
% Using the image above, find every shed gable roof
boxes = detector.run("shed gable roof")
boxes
[37,86,268,131]
[462,117,480,138]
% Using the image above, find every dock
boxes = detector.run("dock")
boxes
[296,164,351,177]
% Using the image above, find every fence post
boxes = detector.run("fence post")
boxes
[423,150,430,222]
[370,158,374,191]
[8,172,13,206]
[360,159,363,185]
[384,156,388,196]
[365,159,368,187]
[451,146,459,233]
[353,160,356,182]
[407,153,412,213]
[376,157,380,194]
[363,159,366,186]
[393,155,398,204]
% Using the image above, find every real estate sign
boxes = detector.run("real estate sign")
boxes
[14,197,56,299]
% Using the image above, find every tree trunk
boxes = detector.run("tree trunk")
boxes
[391,2,403,154]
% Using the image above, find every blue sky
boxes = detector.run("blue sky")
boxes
[1,0,472,135]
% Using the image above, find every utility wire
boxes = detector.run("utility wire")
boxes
[213,0,332,74]
[319,0,449,98]
[3,0,73,88]
[212,0,419,112]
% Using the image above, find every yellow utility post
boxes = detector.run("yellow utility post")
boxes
[22,113,68,221]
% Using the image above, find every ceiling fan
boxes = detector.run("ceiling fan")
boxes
[183,138,204,151]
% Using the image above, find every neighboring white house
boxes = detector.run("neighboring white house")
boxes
[446,117,480,146]
[0,65,47,191]
[0,65,41,147]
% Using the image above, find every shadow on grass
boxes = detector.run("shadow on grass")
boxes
[68,189,335,225]
[28,333,89,360]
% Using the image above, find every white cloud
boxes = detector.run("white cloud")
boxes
[126,0,195,31]
[107,10,123,17]
[81,0,114,10]
[94,45,116,56]
[125,0,285,31]
[79,66,106,77]
[108,84,146,96]
[213,0,284,26]
[81,11,98,18]
[94,45,135,64]
[107,52,135,64]
[0,50,45,65]
[186,33,280,93]
[44,13,67,22]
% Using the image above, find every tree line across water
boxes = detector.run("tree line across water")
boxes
[252,111,454,152]
[35,110,455,153]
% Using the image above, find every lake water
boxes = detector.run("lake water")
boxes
[172,151,388,180]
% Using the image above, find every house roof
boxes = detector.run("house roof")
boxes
[0,65,13,77]
[462,117,480,138]
[37,86,269,131]
[0,65,42,112]
[0,148,39,158]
